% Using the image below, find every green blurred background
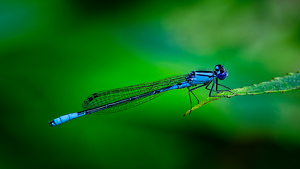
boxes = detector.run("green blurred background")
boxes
[1,0,300,168]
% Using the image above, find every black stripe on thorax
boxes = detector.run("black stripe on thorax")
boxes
[195,71,214,73]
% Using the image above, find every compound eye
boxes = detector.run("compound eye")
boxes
[215,64,223,71]
[215,65,220,71]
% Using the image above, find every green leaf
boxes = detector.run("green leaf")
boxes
[184,72,300,116]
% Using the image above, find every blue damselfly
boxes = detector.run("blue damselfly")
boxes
[49,65,232,126]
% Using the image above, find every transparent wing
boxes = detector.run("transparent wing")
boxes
[93,92,165,114]
[82,74,188,114]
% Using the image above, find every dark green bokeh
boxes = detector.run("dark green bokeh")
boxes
[1,0,300,168]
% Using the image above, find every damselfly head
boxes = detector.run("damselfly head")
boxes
[215,64,228,80]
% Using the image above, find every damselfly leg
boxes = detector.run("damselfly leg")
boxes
[207,78,234,97]
[218,83,232,90]
[187,87,192,115]
[187,84,206,115]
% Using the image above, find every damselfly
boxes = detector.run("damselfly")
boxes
[49,64,232,126]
